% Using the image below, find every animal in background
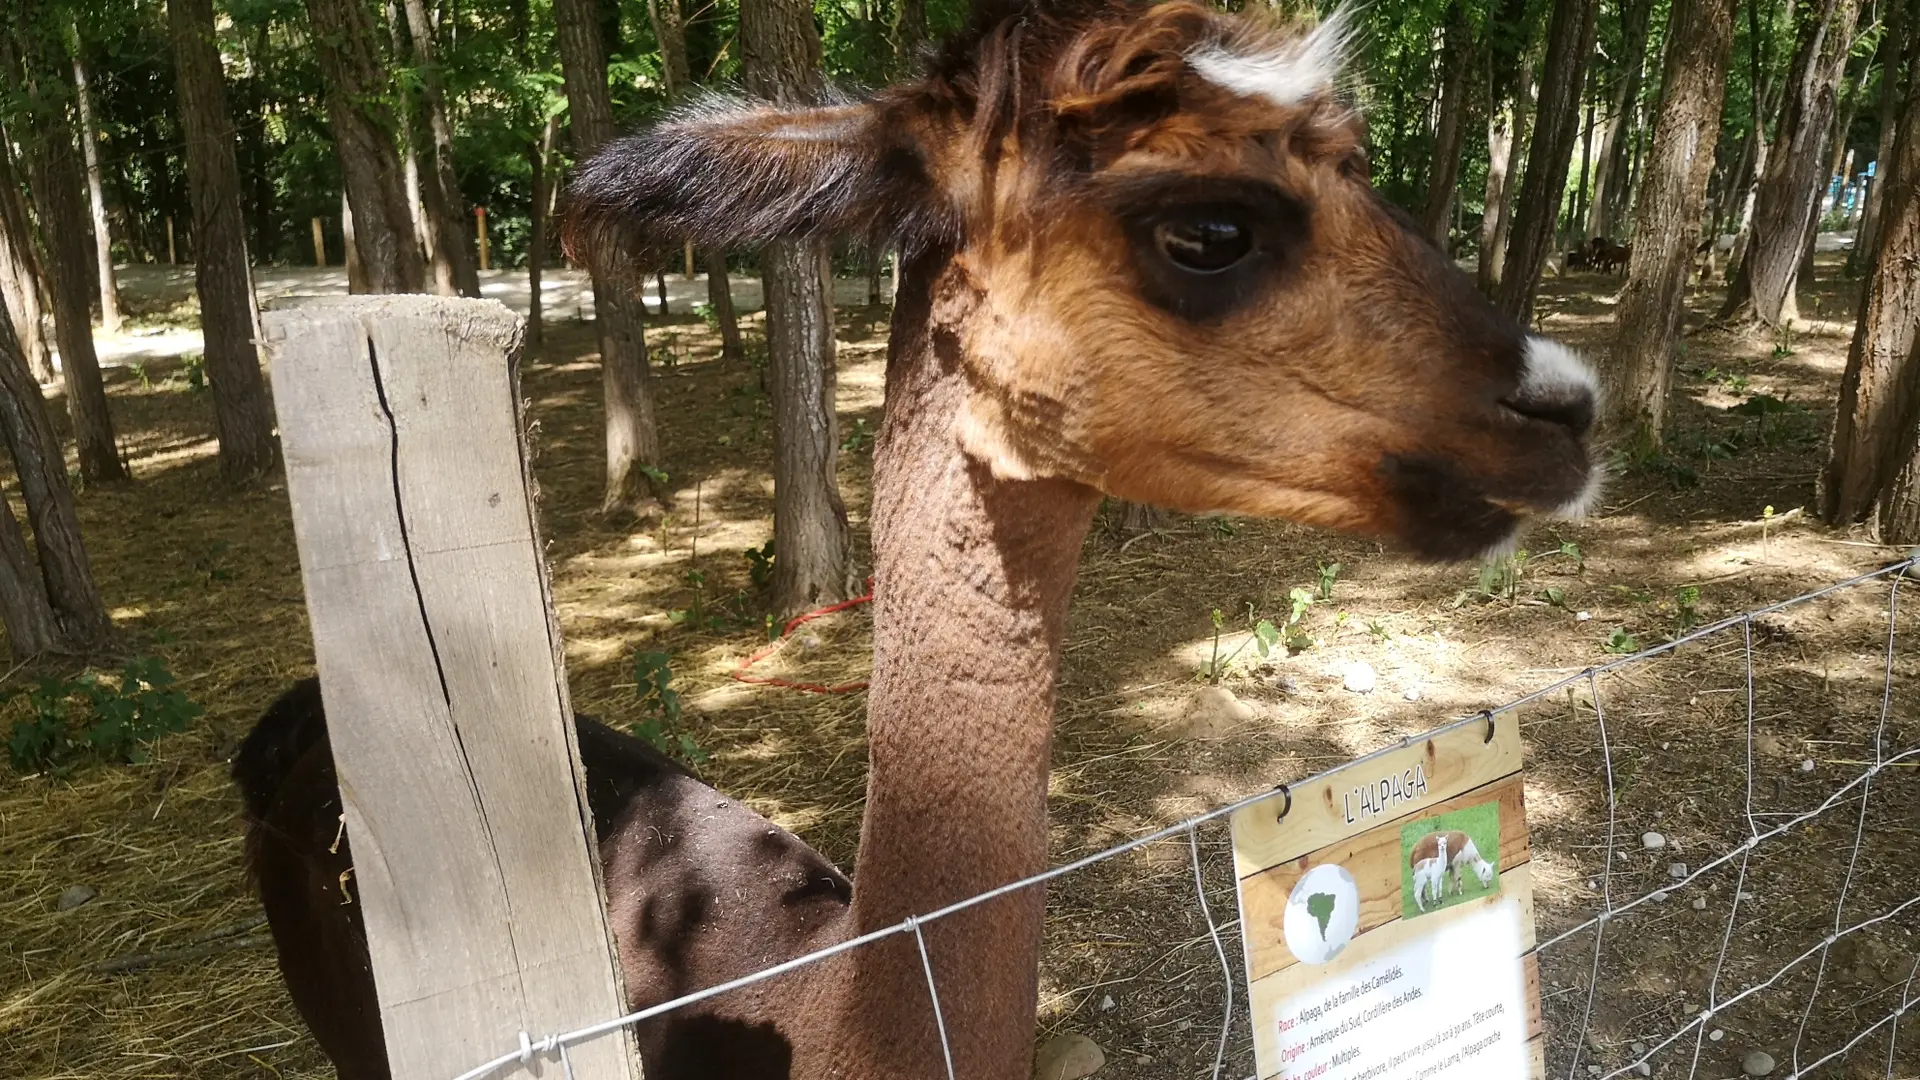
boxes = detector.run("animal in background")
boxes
[1411,828,1496,899]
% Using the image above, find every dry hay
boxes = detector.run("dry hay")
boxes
[3,261,1917,1079]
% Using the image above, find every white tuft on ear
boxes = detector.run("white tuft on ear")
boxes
[1519,336,1600,405]
[1185,5,1358,108]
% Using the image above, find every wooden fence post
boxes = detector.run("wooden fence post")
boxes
[262,296,641,1080]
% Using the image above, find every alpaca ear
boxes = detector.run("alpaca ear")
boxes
[563,96,952,265]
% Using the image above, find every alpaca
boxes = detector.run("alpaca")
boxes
[239,2,1599,1077]
[1410,833,1449,912]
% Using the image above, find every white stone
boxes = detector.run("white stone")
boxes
[1098,995,1115,1012]
[1669,863,1689,879]
[1403,686,1423,702]
[1742,1050,1776,1077]
[1709,1030,1725,1042]
[1035,1034,1106,1080]
[1576,610,1593,621]
[1800,759,1816,772]
[1643,832,1668,850]
[1343,661,1377,694]
[1692,897,1709,911]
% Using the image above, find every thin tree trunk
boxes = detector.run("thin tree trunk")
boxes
[1421,0,1475,248]
[402,0,481,297]
[0,136,54,383]
[1574,91,1597,245]
[1606,0,1739,441]
[706,252,742,360]
[70,46,121,335]
[1495,0,1600,321]
[1587,0,1654,240]
[1718,0,1861,328]
[170,0,279,482]
[1818,69,1920,531]
[1849,0,1910,275]
[1478,0,1535,292]
[741,0,853,615]
[341,189,365,292]
[553,0,663,514]
[306,0,426,293]
[1480,99,1518,290]
[526,114,557,349]
[3,24,127,482]
[0,300,112,649]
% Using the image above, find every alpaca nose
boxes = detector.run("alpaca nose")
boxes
[1503,337,1598,439]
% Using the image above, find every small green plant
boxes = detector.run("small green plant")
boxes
[1316,561,1343,601]
[1771,327,1796,358]
[1540,585,1568,608]
[1366,618,1392,642]
[1674,585,1702,634]
[1603,628,1640,654]
[745,539,776,590]
[1471,549,1529,603]
[1283,586,1315,652]
[181,352,207,393]
[1205,606,1283,683]
[128,360,152,390]
[841,418,875,453]
[630,651,707,764]
[667,570,728,632]
[6,657,203,774]
[1206,517,1237,540]
[1556,540,1585,573]
[692,301,720,331]
[1703,366,1750,395]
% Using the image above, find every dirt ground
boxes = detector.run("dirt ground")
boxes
[2,256,1917,1080]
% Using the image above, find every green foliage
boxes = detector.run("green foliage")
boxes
[745,539,776,590]
[6,657,203,774]
[1673,585,1702,634]
[181,352,207,393]
[840,418,874,453]
[1316,561,1343,601]
[1603,628,1640,655]
[631,650,706,765]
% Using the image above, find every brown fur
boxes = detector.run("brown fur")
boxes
[245,2,1598,1078]
[1409,829,1472,868]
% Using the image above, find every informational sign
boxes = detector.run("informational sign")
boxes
[1231,718,1543,1080]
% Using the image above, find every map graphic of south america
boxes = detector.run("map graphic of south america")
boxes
[1307,892,1336,939]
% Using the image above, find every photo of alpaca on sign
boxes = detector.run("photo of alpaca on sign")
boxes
[1400,801,1500,919]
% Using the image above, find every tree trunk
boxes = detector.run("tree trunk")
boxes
[1587,0,1653,240]
[1605,0,1738,442]
[402,0,481,298]
[1573,91,1596,246]
[553,0,664,514]
[0,488,59,658]
[70,46,121,335]
[1849,0,1910,276]
[4,23,128,482]
[526,114,557,349]
[170,0,280,482]
[341,189,365,292]
[741,0,853,615]
[1495,0,1599,321]
[306,0,426,293]
[0,136,54,383]
[1718,0,1861,328]
[1480,98,1518,290]
[706,252,742,359]
[1421,0,1475,248]
[0,300,112,649]
[1818,69,1920,532]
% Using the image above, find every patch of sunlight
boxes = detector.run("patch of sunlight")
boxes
[130,437,219,472]
[109,606,148,621]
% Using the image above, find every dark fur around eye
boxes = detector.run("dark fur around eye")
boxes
[1103,175,1310,323]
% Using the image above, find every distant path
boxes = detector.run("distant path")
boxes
[95,264,885,368]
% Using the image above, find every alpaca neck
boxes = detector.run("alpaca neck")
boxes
[834,252,1099,1078]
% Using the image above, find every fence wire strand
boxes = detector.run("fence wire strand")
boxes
[455,557,1920,1080]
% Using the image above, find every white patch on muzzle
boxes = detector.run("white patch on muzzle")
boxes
[1184,7,1356,108]
[1521,337,1605,520]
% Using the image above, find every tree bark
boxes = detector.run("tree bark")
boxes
[1495,0,1599,321]
[1849,1,1907,276]
[1718,0,1861,327]
[4,20,127,482]
[553,0,664,514]
[526,114,556,349]
[0,487,59,658]
[70,46,121,335]
[170,0,280,482]
[1605,0,1738,442]
[402,0,481,297]
[306,0,426,293]
[0,135,54,383]
[1420,0,1475,248]
[0,299,112,650]
[741,0,853,615]
[1586,0,1653,241]
[1818,69,1920,532]
[706,252,742,359]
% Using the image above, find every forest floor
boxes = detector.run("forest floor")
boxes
[2,256,1917,1080]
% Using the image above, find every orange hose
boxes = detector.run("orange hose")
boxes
[729,580,875,693]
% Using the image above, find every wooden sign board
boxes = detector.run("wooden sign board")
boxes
[1231,718,1543,1080]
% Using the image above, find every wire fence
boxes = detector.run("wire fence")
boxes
[455,556,1920,1080]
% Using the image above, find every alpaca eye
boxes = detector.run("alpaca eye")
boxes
[1154,215,1253,273]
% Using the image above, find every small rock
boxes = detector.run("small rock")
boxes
[1632,1042,1648,1054]
[1684,1004,1700,1015]
[1800,759,1816,773]
[1035,1034,1106,1080]
[56,885,97,912]
[1692,897,1709,911]
[1737,890,1756,902]
[799,634,823,651]
[1576,611,1593,622]
[1643,832,1668,850]
[1133,1056,1153,1067]
[1669,863,1689,880]
[1662,741,1672,751]
[1098,995,1116,1013]
[1587,1068,1602,1077]
[1635,1063,1652,1077]
[1176,1020,1193,1032]
[1742,1051,1776,1077]
[1709,1030,1725,1043]
[1342,661,1377,694]
[1403,686,1423,702]
[1186,686,1255,737]
[1271,675,1300,695]
[1649,890,1671,903]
